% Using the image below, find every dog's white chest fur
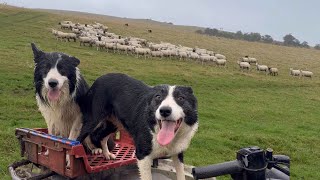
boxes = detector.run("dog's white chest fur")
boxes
[36,94,81,138]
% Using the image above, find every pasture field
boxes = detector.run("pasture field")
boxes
[0,5,320,179]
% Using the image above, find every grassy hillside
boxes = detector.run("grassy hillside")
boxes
[0,5,320,179]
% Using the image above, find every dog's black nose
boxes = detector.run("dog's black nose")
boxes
[48,79,58,88]
[160,106,172,117]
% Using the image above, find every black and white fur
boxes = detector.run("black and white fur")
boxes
[31,43,113,156]
[77,73,198,180]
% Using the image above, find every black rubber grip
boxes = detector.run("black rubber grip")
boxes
[192,160,243,179]
[273,155,290,164]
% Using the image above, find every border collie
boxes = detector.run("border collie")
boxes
[77,73,198,180]
[31,43,113,156]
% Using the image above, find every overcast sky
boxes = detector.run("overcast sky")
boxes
[3,0,320,46]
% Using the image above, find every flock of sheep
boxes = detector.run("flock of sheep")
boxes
[52,21,227,66]
[52,21,314,78]
[237,56,313,78]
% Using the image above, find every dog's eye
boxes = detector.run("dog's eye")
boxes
[155,95,161,100]
[178,96,184,101]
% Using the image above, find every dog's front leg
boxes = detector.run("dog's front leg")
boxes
[68,117,83,140]
[101,135,116,160]
[66,118,83,167]
[137,156,153,180]
[172,153,185,180]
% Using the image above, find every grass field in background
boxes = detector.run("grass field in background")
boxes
[0,5,320,179]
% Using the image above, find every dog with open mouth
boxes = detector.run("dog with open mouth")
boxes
[31,43,115,162]
[77,73,198,180]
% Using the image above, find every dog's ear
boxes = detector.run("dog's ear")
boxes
[181,86,194,94]
[69,56,80,67]
[31,43,44,64]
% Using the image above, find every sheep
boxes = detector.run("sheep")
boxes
[149,43,162,51]
[215,53,226,59]
[94,40,105,51]
[151,51,163,58]
[209,56,217,62]
[256,63,268,74]
[178,51,188,60]
[300,70,313,78]
[134,48,151,59]
[125,23,129,26]
[116,44,129,54]
[195,48,207,55]
[60,23,71,30]
[56,31,69,42]
[161,49,177,59]
[105,42,116,53]
[248,57,257,64]
[199,55,211,65]
[51,29,59,39]
[189,52,199,60]
[240,57,250,63]
[79,36,94,46]
[237,61,250,71]
[148,29,152,33]
[216,59,227,66]
[65,33,77,42]
[71,28,80,34]
[268,67,278,76]
[290,68,300,77]
[126,45,136,54]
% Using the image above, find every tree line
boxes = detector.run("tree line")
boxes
[196,28,320,50]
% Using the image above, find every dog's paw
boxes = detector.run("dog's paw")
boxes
[91,148,103,155]
[44,149,49,156]
[103,151,116,160]
[66,154,70,168]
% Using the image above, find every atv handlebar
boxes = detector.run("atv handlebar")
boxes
[192,160,242,179]
[192,146,290,180]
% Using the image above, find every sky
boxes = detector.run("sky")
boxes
[3,0,320,46]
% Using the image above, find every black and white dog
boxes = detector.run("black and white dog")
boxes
[77,73,198,180]
[31,43,113,156]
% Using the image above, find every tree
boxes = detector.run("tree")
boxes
[262,34,273,43]
[315,44,320,50]
[250,33,261,42]
[283,34,300,46]
[300,41,309,48]
[235,31,243,39]
[195,29,203,34]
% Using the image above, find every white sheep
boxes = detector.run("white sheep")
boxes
[209,56,217,62]
[248,57,257,64]
[215,53,226,60]
[178,51,188,60]
[116,44,129,54]
[216,59,227,66]
[256,63,268,74]
[135,48,151,59]
[189,52,199,60]
[60,23,71,30]
[95,40,105,51]
[237,61,250,71]
[300,70,313,78]
[151,51,163,58]
[199,55,211,65]
[290,68,300,77]
[268,67,278,76]
[105,42,116,53]
[79,36,94,46]
[240,57,250,63]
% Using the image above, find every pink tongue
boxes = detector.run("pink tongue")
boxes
[48,90,60,101]
[157,121,176,146]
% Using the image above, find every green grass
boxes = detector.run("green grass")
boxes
[1,5,320,179]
